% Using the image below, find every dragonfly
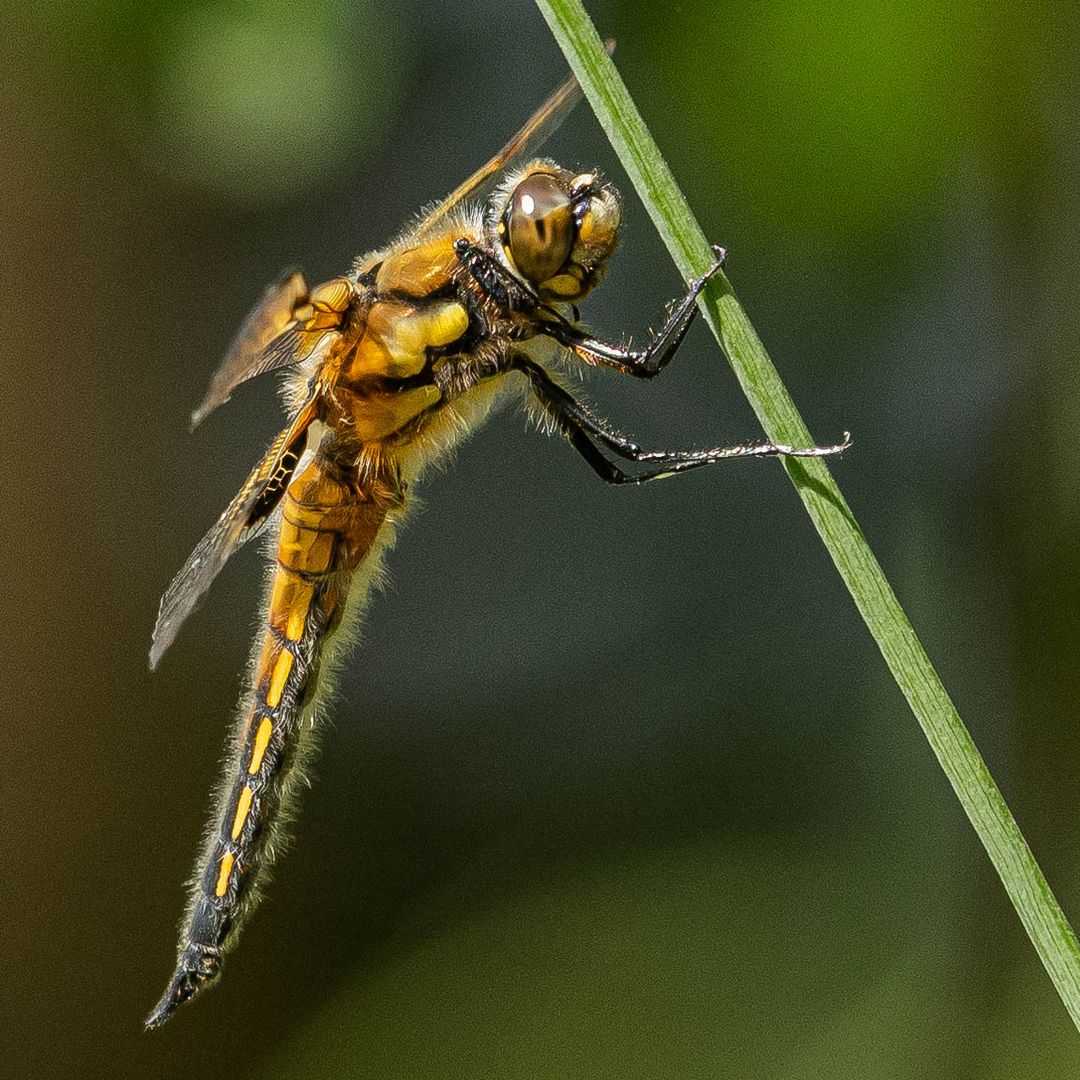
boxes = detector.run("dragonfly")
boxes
[145,57,850,1029]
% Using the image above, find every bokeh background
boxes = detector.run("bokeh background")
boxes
[4,0,1080,1076]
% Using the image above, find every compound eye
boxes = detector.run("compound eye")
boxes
[504,173,574,284]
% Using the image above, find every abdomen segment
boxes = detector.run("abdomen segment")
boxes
[146,455,389,1028]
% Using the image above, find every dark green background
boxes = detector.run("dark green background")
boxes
[4,1,1080,1076]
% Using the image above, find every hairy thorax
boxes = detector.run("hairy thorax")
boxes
[318,229,530,457]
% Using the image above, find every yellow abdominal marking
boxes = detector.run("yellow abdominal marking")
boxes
[267,649,294,708]
[231,786,254,839]
[215,852,235,898]
[269,570,315,642]
[286,602,308,642]
[249,718,273,775]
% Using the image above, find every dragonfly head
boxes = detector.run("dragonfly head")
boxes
[493,162,620,303]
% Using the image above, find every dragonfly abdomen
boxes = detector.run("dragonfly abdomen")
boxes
[147,454,391,1028]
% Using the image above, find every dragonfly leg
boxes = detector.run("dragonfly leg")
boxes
[456,237,727,380]
[515,357,850,485]
[548,245,728,379]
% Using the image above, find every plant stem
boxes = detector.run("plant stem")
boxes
[536,0,1080,1030]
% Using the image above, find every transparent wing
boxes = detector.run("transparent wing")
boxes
[191,269,311,428]
[414,40,615,238]
[150,398,318,668]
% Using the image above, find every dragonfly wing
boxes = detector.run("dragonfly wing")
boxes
[191,269,309,428]
[414,41,615,238]
[150,398,318,669]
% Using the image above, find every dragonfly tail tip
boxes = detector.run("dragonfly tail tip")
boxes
[145,948,221,1030]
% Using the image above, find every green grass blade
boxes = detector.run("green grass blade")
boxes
[536,0,1080,1030]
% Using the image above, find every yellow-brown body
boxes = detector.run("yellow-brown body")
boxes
[147,218,529,1025]
[146,51,633,1026]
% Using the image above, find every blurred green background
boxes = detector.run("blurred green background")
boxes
[3,0,1080,1076]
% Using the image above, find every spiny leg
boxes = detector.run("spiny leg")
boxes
[516,357,850,485]
[453,238,728,379]
[548,245,728,378]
